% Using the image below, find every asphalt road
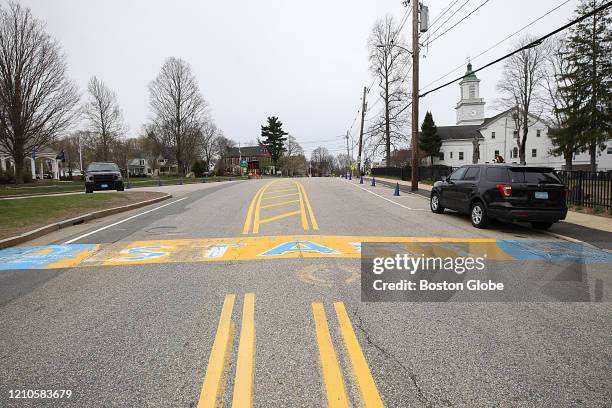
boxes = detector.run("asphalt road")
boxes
[0,177,610,407]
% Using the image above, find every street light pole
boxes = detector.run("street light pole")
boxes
[410,0,420,191]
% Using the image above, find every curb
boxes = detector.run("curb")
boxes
[0,193,173,249]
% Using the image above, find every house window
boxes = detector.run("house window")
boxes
[450,151,453,159]
[532,149,537,158]
[439,152,444,161]
[512,147,518,159]
[536,129,541,137]
[513,130,518,137]
[491,132,495,139]
[469,85,476,99]
[459,152,464,161]
[494,150,500,158]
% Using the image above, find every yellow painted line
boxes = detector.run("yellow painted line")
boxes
[264,187,298,194]
[232,293,256,408]
[261,192,299,200]
[253,182,275,234]
[198,294,236,408]
[298,182,319,230]
[334,302,384,408]
[260,199,300,209]
[259,210,301,224]
[243,185,266,234]
[295,180,309,230]
[312,303,349,408]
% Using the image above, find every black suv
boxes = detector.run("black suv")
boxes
[85,162,124,193]
[430,164,567,229]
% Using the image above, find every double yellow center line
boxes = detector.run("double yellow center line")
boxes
[312,302,384,408]
[197,293,256,408]
[197,296,383,407]
[243,180,318,234]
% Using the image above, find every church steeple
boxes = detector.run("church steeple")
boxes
[455,63,485,125]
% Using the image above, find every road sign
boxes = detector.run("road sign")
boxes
[240,160,247,168]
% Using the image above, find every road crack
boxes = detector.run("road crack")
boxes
[351,305,454,407]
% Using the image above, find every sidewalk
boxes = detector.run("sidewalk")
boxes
[369,175,612,235]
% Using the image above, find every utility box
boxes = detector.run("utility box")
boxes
[420,5,429,32]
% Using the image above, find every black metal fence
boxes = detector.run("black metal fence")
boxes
[371,165,456,183]
[557,170,612,211]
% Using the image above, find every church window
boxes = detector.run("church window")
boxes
[494,150,499,158]
[439,152,444,161]
[532,149,537,158]
[512,147,518,159]
[459,152,464,161]
[469,85,476,99]
[491,132,495,139]
[450,152,453,159]
[536,129,541,137]
[607,147,612,154]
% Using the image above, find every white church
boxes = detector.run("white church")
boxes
[431,63,612,171]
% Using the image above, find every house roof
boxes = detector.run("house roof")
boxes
[480,107,549,128]
[434,125,483,141]
[224,146,270,158]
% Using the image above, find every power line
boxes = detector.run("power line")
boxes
[419,0,612,98]
[419,0,572,92]
[423,0,473,42]
[427,0,492,45]
[428,0,463,30]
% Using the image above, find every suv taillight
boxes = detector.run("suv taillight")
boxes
[496,184,512,198]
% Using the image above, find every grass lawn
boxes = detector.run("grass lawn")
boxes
[0,176,245,197]
[0,191,165,240]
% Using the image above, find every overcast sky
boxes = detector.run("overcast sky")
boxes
[16,0,578,158]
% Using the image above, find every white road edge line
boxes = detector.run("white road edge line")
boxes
[343,180,427,211]
[63,197,188,244]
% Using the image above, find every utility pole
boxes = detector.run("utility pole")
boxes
[345,130,351,176]
[410,0,420,191]
[357,86,367,176]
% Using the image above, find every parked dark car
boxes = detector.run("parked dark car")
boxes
[430,164,567,229]
[85,162,124,193]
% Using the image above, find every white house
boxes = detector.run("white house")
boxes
[127,157,153,176]
[432,63,612,170]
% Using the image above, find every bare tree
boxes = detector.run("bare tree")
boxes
[367,15,411,166]
[0,1,79,183]
[82,76,127,161]
[279,135,305,176]
[310,146,334,176]
[147,57,208,176]
[496,35,548,165]
[200,120,223,171]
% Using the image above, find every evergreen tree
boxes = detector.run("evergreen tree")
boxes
[260,116,288,168]
[419,112,441,166]
[558,0,612,171]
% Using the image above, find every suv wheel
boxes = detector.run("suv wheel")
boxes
[470,201,488,228]
[532,222,553,230]
[430,193,444,214]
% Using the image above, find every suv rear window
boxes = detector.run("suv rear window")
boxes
[508,168,562,184]
[486,167,508,182]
